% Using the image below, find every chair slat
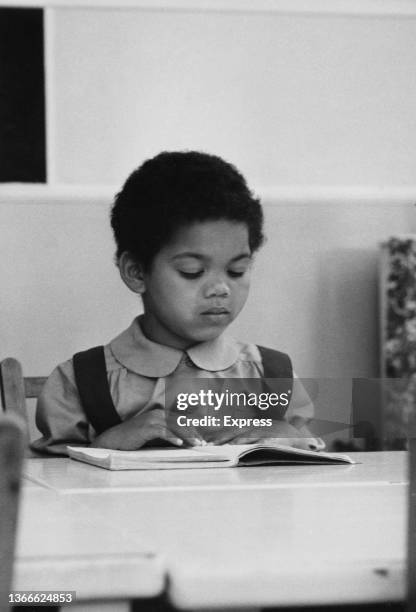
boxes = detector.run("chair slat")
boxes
[0,416,25,611]
[24,377,47,399]
[0,358,26,420]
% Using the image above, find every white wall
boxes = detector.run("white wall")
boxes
[1,191,415,380]
[48,8,416,187]
[1,4,416,386]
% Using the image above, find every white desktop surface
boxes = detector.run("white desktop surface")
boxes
[14,486,164,607]
[23,451,406,493]
[17,452,407,609]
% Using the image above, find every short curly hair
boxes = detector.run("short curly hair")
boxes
[110,151,264,269]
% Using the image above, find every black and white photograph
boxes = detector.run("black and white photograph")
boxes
[1,1,416,611]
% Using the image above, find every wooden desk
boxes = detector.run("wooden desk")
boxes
[23,451,406,493]
[22,477,43,489]
[19,452,407,610]
[14,486,165,611]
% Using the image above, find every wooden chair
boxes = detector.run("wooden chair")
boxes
[0,357,46,419]
[0,358,47,458]
[0,414,26,612]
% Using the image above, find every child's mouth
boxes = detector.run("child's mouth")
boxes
[201,307,230,315]
[200,308,231,323]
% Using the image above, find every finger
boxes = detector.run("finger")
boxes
[184,436,207,447]
[146,410,206,447]
[140,424,184,448]
[293,437,326,451]
[167,420,206,447]
[267,437,314,450]
[182,425,207,447]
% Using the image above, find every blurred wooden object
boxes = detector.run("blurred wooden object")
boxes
[0,357,46,420]
[0,415,25,612]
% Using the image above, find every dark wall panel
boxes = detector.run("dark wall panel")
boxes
[0,8,46,182]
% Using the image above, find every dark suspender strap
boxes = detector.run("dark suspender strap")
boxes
[257,345,293,380]
[73,346,121,435]
[257,345,293,417]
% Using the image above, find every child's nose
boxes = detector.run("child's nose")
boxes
[204,278,231,298]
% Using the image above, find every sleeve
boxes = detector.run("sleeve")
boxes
[30,359,91,456]
[285,371,315,422]
[285,372,326,451]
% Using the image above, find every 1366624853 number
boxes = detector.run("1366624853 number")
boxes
[9,591,76,605]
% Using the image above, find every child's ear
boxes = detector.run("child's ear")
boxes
[118,252,146,294]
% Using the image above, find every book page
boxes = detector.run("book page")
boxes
[67,445,234,463]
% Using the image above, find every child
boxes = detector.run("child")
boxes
[32,151,320,455]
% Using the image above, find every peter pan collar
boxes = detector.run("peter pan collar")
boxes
[109,316,240,377]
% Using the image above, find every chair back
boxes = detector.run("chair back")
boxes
[0,357,46,417]
[0,415,25,612]
[0,358,47,449]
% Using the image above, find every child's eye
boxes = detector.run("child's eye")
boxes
[179,270,204,279]
[228,270,246,278]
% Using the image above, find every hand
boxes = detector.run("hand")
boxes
[206,420,322,450]
[289,418,326,450]
[90,408,205,451]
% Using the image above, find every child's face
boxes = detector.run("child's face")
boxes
[140,220,252,349]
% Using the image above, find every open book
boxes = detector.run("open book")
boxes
[67,443,355,471]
